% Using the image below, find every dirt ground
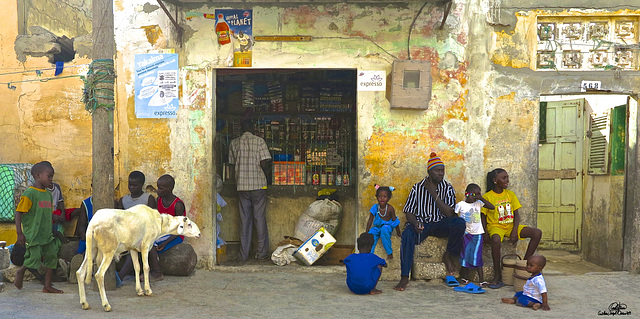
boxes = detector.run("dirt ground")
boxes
[1,254,638,319]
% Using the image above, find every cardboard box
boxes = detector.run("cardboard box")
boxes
[216,244,227,265]
[273,161,305,185]
[293,227,336,266]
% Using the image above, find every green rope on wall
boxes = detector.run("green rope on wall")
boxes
[82,59,116,113]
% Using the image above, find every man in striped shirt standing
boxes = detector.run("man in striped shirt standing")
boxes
[229,119,272,263]
[394,153,465,291]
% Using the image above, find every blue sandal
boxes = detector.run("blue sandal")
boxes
[444,275,460,287]
[488,281,505,289]
[453,283,486,294]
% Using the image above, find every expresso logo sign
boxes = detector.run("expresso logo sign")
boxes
[358,71,386,92]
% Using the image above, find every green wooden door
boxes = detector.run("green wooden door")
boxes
[538,99,584,249]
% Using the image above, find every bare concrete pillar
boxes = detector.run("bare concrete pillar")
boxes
[623,96,639,273]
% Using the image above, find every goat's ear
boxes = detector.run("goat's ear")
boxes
[177,217,185,234]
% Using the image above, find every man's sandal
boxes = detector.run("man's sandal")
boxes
[488,281,505,289]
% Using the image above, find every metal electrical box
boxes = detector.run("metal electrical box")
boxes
[389,60,432,109]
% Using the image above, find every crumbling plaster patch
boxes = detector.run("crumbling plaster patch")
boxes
[14,26,60,62]
[142,2,159,13]
[24,0,91,38]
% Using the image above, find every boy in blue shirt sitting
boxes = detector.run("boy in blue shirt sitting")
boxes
[343,232,387,295]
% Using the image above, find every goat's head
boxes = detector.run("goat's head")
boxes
[178,216,201,239]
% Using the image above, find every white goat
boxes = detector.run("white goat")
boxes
[77,204,201,311]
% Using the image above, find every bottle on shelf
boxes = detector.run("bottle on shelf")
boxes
[335,171,342,186]
[342,170,350,186]
[320,170,327,185]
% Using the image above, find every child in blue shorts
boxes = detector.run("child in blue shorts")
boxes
[455,183,494,286]
[502,255,550,310]
[343,232,387,295]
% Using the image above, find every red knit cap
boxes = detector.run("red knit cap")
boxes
[427,152,444,170]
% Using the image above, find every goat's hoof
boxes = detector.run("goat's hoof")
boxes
[103,304,112,312]
[144,289,153,296]
[81,303,90,310]
[136,289,144,296]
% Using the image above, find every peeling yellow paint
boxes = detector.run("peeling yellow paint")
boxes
[141,25,163,45]
[491,29,531,69]
[114,0,124,12]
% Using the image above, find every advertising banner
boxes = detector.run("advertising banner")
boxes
[134,53,179,118]
[215,9,253,67]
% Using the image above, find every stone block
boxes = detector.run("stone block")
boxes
[412,237,459,280]
[373,236,400,281]
[58,241,79,263]
[411,236,521,281]
[414,237,448,262]
[372,233,528,282]
[92,260,117,291]
[68,253,84,284]
[1,265,36,283]
[158,243,197,276]
[412,261,448,280]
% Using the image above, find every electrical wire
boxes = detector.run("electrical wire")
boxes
[407,1,429,60]
[0,64,89,77]
[314,36,399,60]
[1,74,82,90]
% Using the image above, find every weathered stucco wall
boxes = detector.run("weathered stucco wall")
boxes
[112,0,549,265]
[0,0,93,211]
[113,1,215,267]
[170,1,477,259]
[488,5,640,268]
[583,175,625,270]
[5,0,640,271]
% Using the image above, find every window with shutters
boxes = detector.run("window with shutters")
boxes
[587,111,610,175]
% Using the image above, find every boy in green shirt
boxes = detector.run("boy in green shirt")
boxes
[14,161,63,293]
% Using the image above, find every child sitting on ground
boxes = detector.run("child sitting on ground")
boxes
[343,232,387,295]
[502,255,550,310]
[365,185,400,259]
[455,183,494,286]
[146,174,186,281]
[116,171,156,282]
[14,161,63,293]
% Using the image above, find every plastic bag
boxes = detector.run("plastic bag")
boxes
[271,244,298,266]
[294,198,342,241]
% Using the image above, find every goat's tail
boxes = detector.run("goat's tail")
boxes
[84,228,94,285]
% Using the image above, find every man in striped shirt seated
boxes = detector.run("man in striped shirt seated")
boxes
[394,153,465,291]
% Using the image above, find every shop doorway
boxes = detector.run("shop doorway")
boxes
[213,69,358,264]
[538,95,629,254]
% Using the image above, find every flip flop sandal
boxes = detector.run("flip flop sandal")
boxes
[444,275,460,287]
[479,281,490,288]
[459,278,471,285]
[488,281,506,289]
[453,283,486,294]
